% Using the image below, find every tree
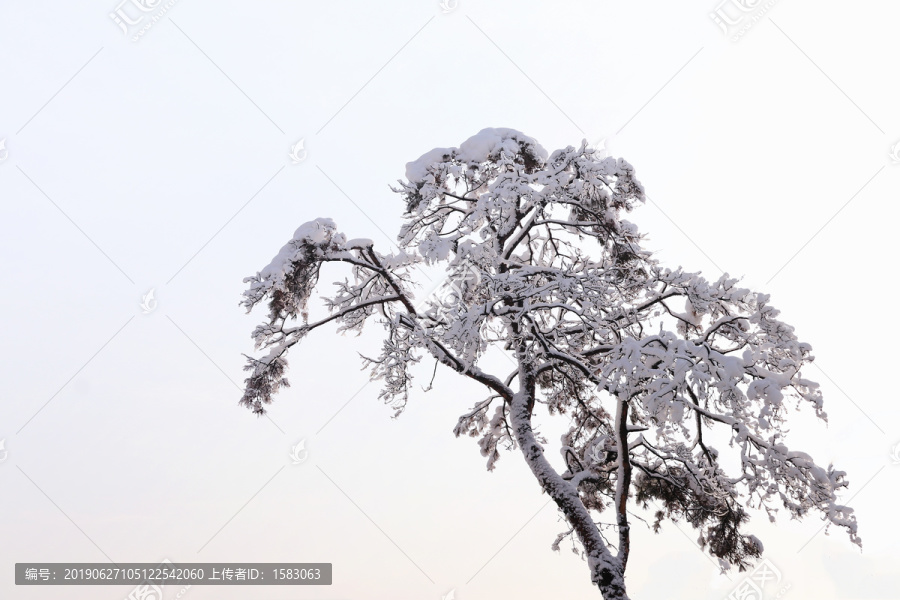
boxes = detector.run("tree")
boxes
[237,128,859,599]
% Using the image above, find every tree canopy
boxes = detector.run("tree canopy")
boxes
[238,128,859,599]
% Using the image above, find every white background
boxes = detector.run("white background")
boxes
[1,1,898,598]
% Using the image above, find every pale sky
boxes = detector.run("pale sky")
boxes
[1,1,898,599]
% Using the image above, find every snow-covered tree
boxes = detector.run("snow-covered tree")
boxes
[238,128,859,599]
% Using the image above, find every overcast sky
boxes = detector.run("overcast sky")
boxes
[1,1,898,599]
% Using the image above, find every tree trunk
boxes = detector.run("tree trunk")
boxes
[614,395,632,570]
[508,390,629,599]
